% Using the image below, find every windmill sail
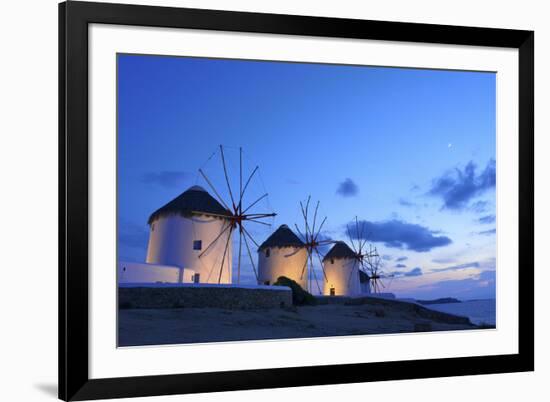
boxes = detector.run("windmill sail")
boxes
[196,146,276,284]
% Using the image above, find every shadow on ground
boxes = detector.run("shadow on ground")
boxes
[34,383,57,398]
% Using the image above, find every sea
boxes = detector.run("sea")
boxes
[423,299,496,326]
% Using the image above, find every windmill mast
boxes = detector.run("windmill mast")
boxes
[197,145,276,284]
[293,196,336,295]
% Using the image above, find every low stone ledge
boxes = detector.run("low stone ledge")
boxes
[119,285,293,310]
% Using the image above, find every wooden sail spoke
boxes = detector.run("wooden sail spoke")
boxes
[299,255,308,280]
[242,230,259,281]
[313,247,328,283]
[219,145,236,209]
[198,168,231,211]
[309,252,322,295]
[312,200,320,237]
[347,257,358,286]
[239,165,259,206]
[237,229,243,284]
[198,223,232,259]
[217,226,234,284]
[241,225,260,249]
[244,213,277,219]
[242,193,269,214]
[313,216,327,242]
[246,218,272,226]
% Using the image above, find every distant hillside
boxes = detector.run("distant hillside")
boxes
[416,297,461,305]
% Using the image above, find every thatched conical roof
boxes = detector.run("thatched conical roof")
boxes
[148,185,232,225]
[258,224,304,251]
[323,241,356,261]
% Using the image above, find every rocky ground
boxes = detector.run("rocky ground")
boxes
[118,297,483,346]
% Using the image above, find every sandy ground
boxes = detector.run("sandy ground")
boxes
[118,298,479,346]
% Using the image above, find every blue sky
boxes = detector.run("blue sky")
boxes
[118,54,496,300]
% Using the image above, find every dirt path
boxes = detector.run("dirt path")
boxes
[118,300,479,346]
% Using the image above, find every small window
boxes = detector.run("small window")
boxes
[193,274,200,284]
[330,287,336,296]
[193,240,202,250]
[331,258,335,264]
[265,249,270,257]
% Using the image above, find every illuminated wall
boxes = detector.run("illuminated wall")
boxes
[323,257,361,296]
[258,246,308,289]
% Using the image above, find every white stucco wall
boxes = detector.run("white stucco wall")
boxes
[323,257,361,296]
[117,261,192,284]
[360,280,372,295]
[182,267,197,283]
[146,214,233,284]
[258,246,308,289]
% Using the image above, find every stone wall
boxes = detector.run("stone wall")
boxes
[119,285,293,310]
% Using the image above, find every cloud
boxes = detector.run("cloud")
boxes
[393,267,423,277]
[396,256,408,262]
[432,261,480,273]
[478,215,496,224]
[348,219,452,252]
[477,228,496,236]
[409,270,496,300]
[395,263,407,268]
[478,257,496,271]
[478,270,496,281]
[119,221,149,249]
[118,220,149,262]
[470,200,490,214]
[405,267,423,276]
[382,255,393,261]
[398,198,415,207]
[336,178,359,197]
[432,257,456,264]
[141,170,190,188]
[428,159,496,210]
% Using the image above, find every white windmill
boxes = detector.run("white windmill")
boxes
[145,184,234,284]
[322,217,393,296]
[146,146,275,284]
[280,196,338,294]
[257,224,308,288]
[345,217,393,294]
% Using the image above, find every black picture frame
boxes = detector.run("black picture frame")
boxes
[59,1,534,400]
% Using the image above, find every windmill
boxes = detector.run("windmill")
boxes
[288,196,337,294]
[195,145,276,284]
[345,217,393,294]
[364,245,393,293]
